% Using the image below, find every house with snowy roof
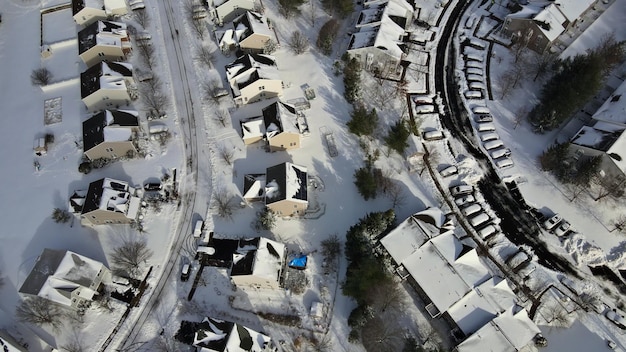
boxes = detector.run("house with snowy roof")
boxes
[265,162,307,216]
[83,110,139,160]
[78,20,131,68]
[218,11,273,53]
[380,210,540,349]
[72,0,128,27]
[70,177,141,225]
[211,0,256,26]
[18,248,111,309]
[240,101,301,151]
[347,0,413,72]
[183,316,274,352]
[225,54,282,106]
[81,61,136,112]
[198,237,286,289]
[501,0,597,53]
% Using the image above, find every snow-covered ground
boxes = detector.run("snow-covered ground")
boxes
[1,0,626,351]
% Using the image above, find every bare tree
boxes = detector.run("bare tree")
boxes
[513,105,529,129]
[213,189,236,220]
[530,51,557,81]
[592,175,626,202]
[190,18,207,39]
[16,297,64,331]
[110,239,153,278]
[213,107,230,127]
[60,330,85,352]
[263,39,278,55]
[135,40,155,69]
[142,89,170,119]
[31,68,53,86]
[612,214,626,234]
[360,313,404,352]
[385,181,407,209]
[544,303,571,328]
[368,280,406,313]
[564,181,587,203]
[133,9,150,28]
[195,46,215,68]
[308,333,332,352]
[219,145,235,166]
[288,31,309,55]
[511,28,533,63]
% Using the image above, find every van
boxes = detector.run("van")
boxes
[484,139,503,150]
[466,74,483,82]
[490,148,511,159]
[464,90,483,99]
[439,165,458,177]
[477,224,497,239]
[495,157,514,169]
[415,104,436,114]
[469,212,490,227]
[477,122,496,132]
[472,106,490,114]
[181,264,191,281]
[423,130,444,141]
[480,132,499,142]
[193,219,204,237]
[461,203,482,217]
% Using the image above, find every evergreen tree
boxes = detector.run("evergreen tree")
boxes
[317,19,340,55]
[278,0,305,17]
[343,57,362,103]
[354,165,378,200]
[347,106,378,136]
[385,121,410,154]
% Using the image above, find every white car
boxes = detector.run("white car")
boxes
[606,310,626,329]
[450,185,474,196]
[439,165,458,177]
[455,194,475,207]
[553,221,571,237]
[543,214,562,230]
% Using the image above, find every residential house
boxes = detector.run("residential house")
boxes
[81,61,136,112]
[83,110,139,160]
[199,237,286,289]
[265,162,308,216]
[240,101,301,151]
[347,0,413,73]
[242,173,266,202]
[78,20,131,68]
[501,0,597,53]
[18,248,111,309]
[379,209,540,350]
[72,0,128,27]
[569,79,626,181]
[186,316,274,352]
[71,177,141,225]
[211,0,256,26]
[219,11,272,53]
[225,54,282,106]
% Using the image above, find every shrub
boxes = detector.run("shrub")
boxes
[31,68,53,86]
[52,208,71,223]
[78,161,92,174]
[385,121,410,155]
[354,166,378,200]
[347,106,378,136]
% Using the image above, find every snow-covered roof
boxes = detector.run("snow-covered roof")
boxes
[401,231,491,315]
[447,277,518,335]
[263,101,299,137]
[455,305,541,352]
[592,80,626,126]
[534,3,567,42]
[243,174,266,200]
[19,248,105,307]
[555,0,595,23]
[0,330,27,352]
[83,110,138,151]
[356,0,413,28]
[81,178,139,218]
[104,0,126,12]
[349,15,407,61]
[240,116,265,140]
[193,316,272,352]
[265,162,307,204]
[225,54,280,97]
[81,61,133,98]
[248,237,285,282]
[78,20,127,54]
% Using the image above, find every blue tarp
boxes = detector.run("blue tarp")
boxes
[288,255,307,269]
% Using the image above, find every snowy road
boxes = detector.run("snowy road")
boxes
[106,1,214,350]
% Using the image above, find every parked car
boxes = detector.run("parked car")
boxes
[495,157,514,169]
[474,113,493,123]
[477,224,498,239]
[607,339,617,349]
[543,214,563,230]
[439,165,458,177]
[144,182,162,191]
[423,130,444,141]
[472,106,490,114]
[484,139,504,151]
[606,310,626,330]
[469,212,490,227]
[193,219,204,237]
[461,203,482,217]
[450,185,474,196]
[559,276,579,295]
[181,263,191,281]
[415,104,436,114]
[480,131,499,142]
[490,148,511,159]
[553,220,572,237]
[477,122,496,132]
[455,194,475,207]
[464,90,483,99]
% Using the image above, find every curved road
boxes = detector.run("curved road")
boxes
[105,1,214,350]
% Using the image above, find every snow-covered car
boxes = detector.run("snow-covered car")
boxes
[472,106,490,114]
[474,113,493,123]
[144,182,162,191]
[490,148,511,159]
[464,90,483,100]
[450,185,474,196]
[461,203,482,217]
[559,276,579,295]
[606,310,626,329]
[495,157,514,169]
[608,340,617,349]
[477,224,498,239]
[469,212,490,227]
[466,67,483,76]
[181,263,191,281]
[439,165,458,177]
[423,130,444,141]
[484,139,504,151]
[553,220,572,237]
[543,214,563,230]
[415,104,436,114]
[193,219,204,237]
[455,194,475,207]
[477,122,496,132]
[466,73,483,82]
[480,131,499,142]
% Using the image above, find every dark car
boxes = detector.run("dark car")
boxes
[144,182,162,191]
